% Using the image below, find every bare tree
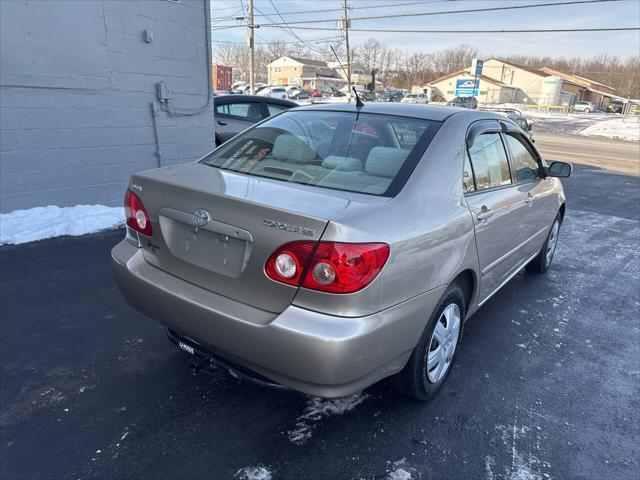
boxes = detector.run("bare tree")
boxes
[216,39,639,97]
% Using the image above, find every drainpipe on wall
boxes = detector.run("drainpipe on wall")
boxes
[150,102,162,167]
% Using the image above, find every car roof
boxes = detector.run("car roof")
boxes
[292,102,483,122]
[213,95,297,107]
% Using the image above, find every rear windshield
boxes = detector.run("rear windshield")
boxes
[201,110,440,196]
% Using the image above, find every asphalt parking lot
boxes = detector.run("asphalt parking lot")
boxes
[1,155,639,478]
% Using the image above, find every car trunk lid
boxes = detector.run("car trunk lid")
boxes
[129,162,377,313]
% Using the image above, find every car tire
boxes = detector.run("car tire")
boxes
[392,283,465,401]
[584,108,591,113]
[526,213,562,274]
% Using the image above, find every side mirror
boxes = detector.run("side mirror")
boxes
[526,120,533,131]
[547,161,572,178]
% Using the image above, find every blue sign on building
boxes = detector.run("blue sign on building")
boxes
[471,58,484,76]
[455,79,479,97]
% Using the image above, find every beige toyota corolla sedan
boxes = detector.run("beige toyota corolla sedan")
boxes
[112,103,571,400]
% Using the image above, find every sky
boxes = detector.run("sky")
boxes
[210,0,640,58]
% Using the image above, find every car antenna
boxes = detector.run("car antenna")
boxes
[330,45,363,109]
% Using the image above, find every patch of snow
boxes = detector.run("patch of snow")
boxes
[485,455,496,480]
[578,117,640,142]
[287,393,368,445]
[388,468,412,480]
[386,459,416,480]
[234,466,272,480]
[485,104,639,142]
[0,204,123,245]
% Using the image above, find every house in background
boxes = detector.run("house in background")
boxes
[327,62,373,88]
[267,57,345,90]
[267,56,377,90]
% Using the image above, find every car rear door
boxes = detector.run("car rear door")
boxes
[214,99,263,143]
[463,121,531,301]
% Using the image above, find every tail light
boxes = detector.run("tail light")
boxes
[124,189,153,236]
[265,241,315,286]
[265,241,389,294]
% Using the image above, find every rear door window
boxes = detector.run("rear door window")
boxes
[201,111,440,196]
[216,102,262,121]
[467,133,512,190]
[266,103,290,116]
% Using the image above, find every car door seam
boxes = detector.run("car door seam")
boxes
[480,226,548,276]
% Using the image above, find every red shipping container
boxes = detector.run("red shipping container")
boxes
[212,65,232,91]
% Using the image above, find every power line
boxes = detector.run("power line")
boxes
[209,0,457,21]
[260,25,640,33]
[212,37,339,45]
[253,4,324,54]
[218,0,628,27]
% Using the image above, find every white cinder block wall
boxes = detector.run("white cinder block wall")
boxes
[0,0,215,212]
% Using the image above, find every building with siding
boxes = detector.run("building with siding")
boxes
[0,0,215,213]
[425,58,625,108]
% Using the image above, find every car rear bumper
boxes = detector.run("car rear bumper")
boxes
[111,240,446,398]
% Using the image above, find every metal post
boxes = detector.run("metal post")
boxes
[343,0,351,101]
[248,0,255,95]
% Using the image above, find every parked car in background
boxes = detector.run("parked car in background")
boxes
[360,90,375,102]
[113,103,571,401]
[288,88,311,100]
[257,86,288,99]
[378,90,404,102]
[401,93,428,104]
[212,90,231,96]
[447,96,478,109]
[212,95,297,146]
[233,83,268,95]
[606,100,624,114]
[573,101,595,113]
[479,107,535,142]
[319,86,345,97]
[308,88,322,98]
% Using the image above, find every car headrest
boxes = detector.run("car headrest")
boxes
[271,134,316,163]
[322,156,364,171]
[365,147,409,178]
[247,103,262,119]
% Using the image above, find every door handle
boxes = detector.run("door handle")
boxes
[217,120,227,126]
[477,209,494,221]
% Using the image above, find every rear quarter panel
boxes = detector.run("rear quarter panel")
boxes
[292,113,481,318]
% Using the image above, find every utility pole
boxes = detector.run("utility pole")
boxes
[248,0,255,95]
[342,0,351,101]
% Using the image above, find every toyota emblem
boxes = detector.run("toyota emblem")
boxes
[193,209,210,227]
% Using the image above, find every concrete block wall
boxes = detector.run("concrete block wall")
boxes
[0,0,215,212]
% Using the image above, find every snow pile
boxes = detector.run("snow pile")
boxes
[388,468,412,480]
[234,466,272,480]
[578,117,640,142]
[0,205,124,245]
[287,393,368,444]
[483,104,639,142]
[386,459,416,480]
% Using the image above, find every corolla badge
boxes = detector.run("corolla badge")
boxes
[193,209,211,227]
[262,219,315,237]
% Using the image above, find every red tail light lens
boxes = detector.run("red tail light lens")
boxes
[265,241,316,286]
[124,189,153,236]
[302,242,389,293]
[265,241,389,293]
